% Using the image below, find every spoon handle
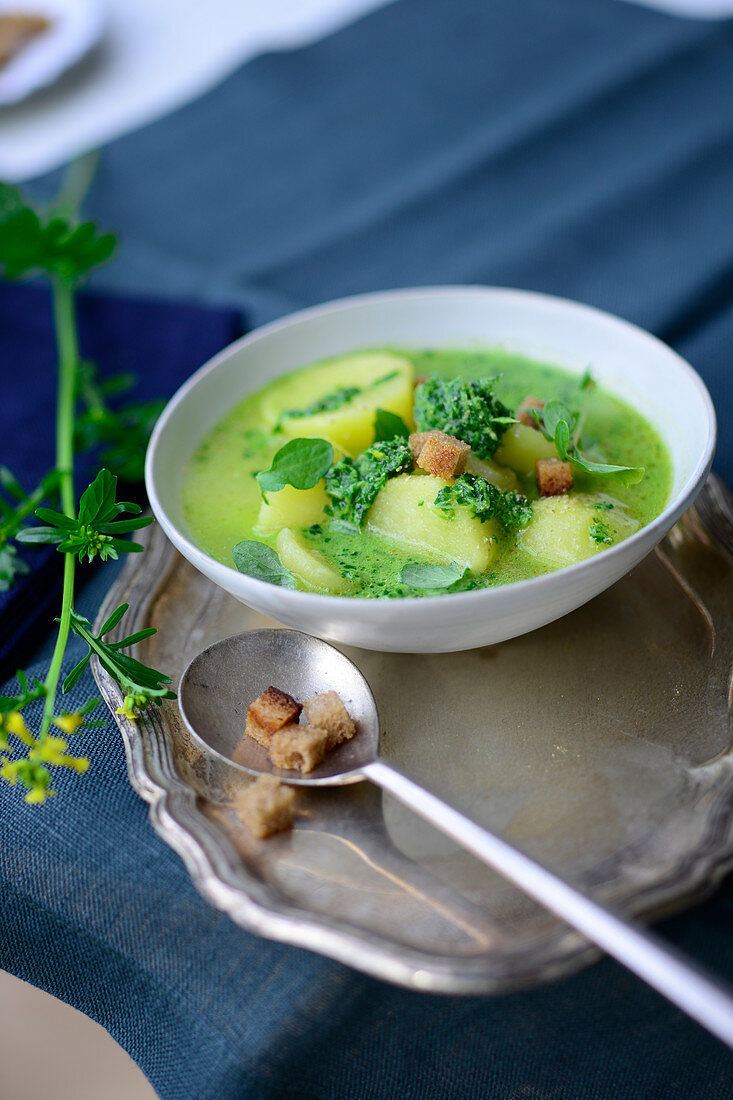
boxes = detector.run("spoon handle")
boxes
[363,757,733,1047]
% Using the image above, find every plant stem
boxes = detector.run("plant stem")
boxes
[40,279,79,737]
[51,150,100,220]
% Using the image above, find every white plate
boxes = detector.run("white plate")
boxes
[145,285,716,653]
[0,0,104,105]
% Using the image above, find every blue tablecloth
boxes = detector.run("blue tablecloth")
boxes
[3,0,733,1096]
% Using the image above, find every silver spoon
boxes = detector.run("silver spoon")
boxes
[179,628,733,1047]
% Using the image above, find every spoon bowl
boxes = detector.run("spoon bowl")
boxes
[178,629,379,785]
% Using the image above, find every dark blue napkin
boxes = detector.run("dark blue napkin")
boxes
[0,283,242,682]
[5,0,733,1097]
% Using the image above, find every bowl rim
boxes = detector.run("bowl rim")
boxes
[145,284,717,611]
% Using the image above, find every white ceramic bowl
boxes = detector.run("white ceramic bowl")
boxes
[145,286,716,653]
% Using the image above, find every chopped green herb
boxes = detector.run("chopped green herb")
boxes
[232,541,296,587]
[413,375,514,460]
[256,437,333,498]
[324,438,413,526]
[594,501,614,511]
[434,473,532,531]
[589,519,614,545]
[279,370,400,425]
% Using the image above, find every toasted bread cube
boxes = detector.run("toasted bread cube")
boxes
[269,724,330,773]
[536,457,573,497]
[303,691,356,748]
[517,396,545,428]
[409,430,470,482]
[247,686,301,746]
[234,775,295,838]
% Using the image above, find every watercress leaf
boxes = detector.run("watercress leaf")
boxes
[401,562,466,589]
[256,438,333,496]
[374,408,409,442]
[232,541,296,588]
[569,452,645,482]
[554,418,571,461]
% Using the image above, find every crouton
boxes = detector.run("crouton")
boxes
[269,724,330,773]
[409,430,470,482]
[234,775,295,838]
[302,691,356,749]
[517,396,545,428]
[246,686,301,747]
[536,457,573,496]
[0,15,49,67]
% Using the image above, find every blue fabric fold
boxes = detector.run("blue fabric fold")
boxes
[4,0,733,1096]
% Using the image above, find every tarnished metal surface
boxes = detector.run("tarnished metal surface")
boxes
[93,476,733,994]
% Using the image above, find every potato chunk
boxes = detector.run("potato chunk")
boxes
[519,496,601,569]
[367,473,498,573]
[465,453,520,492]
[276,529,351,593]
[495,423,557,476]
[257,482,328,532]
[260,352,415,455]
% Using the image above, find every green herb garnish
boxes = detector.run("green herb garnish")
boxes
[534,400,644,482]
[413,375,514,460]
[256,438,334,497]
[232,541,296,587]
[589,519,614,545]
[401,562,467,589]
[324,439,413,526]
[278,370,400,426]
[434,473,532,531]
[373,407,409,442]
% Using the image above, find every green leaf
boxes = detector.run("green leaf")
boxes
[62,656,91,694]
[433,474,532,531]
[569,452,645,482]
[79,468,117,525]
[15,526,62,544]
[537,400,643,481]
[0,182,116,283]
[232,541,296,587]
[374,408,409,442]
[256,438,333,496]
[0,544,29,590]
[98,603,129,637]
[401,562,466,589]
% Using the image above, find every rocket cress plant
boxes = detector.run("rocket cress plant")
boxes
[0,160,174,804]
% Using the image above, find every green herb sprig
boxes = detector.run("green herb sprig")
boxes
[0,162,172,803]
[534,400,644,482]
[256,438,334,498]
[325,438,413,526]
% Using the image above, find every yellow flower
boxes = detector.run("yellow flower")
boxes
[53,712,84,735]
[4,711,33,746]
[31,735,89,773]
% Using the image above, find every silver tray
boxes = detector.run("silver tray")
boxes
[93,475,733,995]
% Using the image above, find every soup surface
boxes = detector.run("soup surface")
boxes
[182,348,672,597]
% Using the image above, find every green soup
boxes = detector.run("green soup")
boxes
[182,348,672,598]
